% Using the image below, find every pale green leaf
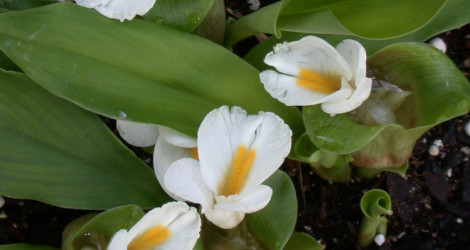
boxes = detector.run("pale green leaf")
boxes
[0,70,170,209]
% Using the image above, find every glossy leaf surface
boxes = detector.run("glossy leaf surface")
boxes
[0,3,303,142]
[0,70,170,209]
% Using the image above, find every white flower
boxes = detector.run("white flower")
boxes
[164,106,292,229]
[76,0,157,21]
[259,36,372,115]
[116,120,197,200]
[107,201,201,250]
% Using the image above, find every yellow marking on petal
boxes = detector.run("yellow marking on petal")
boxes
[297,68,341,94]
[220,145,256,196]
[189,147,199,160]
[128,225,170,250]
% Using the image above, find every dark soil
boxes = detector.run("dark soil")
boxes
[1,1,470,249]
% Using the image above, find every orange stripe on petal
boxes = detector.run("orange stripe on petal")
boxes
[296,68,341,94]
[128,225,170,250]
[189,147,199,160]
[220,145,256,196]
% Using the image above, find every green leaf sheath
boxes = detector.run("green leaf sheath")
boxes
[0,70,170,209]
[144,0,214,32]
[246,171,297,250]
[0,3,303,143]
[228,0,446,45]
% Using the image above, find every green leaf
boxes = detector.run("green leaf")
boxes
[144,0,214,32]
[246,170,297,250]
[284,233,322,250]
[245,0,470,70]
[0,3,303,145]
[62,205,144,250]
[303,43,470,169]
[0,244,58,250]
[0,70,170,209]
[0,0,57,10]
[228,0,446,45]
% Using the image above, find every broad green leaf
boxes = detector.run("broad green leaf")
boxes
[0,244,58,250]
[0,3,303,145]
[245,0,470,70]
[144,0,214,32]
[246,170,297,250]
[62,205,144,250]
[228,0,445,45]
[304,43,470,169]
[0,70,170,209]
[0,0,57,10]
[284,233,322,250]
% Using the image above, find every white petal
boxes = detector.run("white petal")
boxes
[264,36,352,80]
[336,39,368,88]
[215,185,272,213]
[260,70,354,106]
[76,0,107,8]
[204,208,245,229]
[126,202,191,240]
[164,158,213,209]
[77,0,156,21]
[107,229,129,250]
[321,77,372,115]
[116,120,159,147]
[158,206,201,250]
[197,106,253,194]
[158,126,197,148]
[240,112,291,192]
[153,137,192,200]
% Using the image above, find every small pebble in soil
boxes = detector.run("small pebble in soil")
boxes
[0,196,4,209]
[0,211,7,219]
[429,139,444,156]
[374,234,386,246]
[428,37,447,53]
[456,218,463,224]
[429,144,440,156]
[461,146,470,155]
[465,122,470,136]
